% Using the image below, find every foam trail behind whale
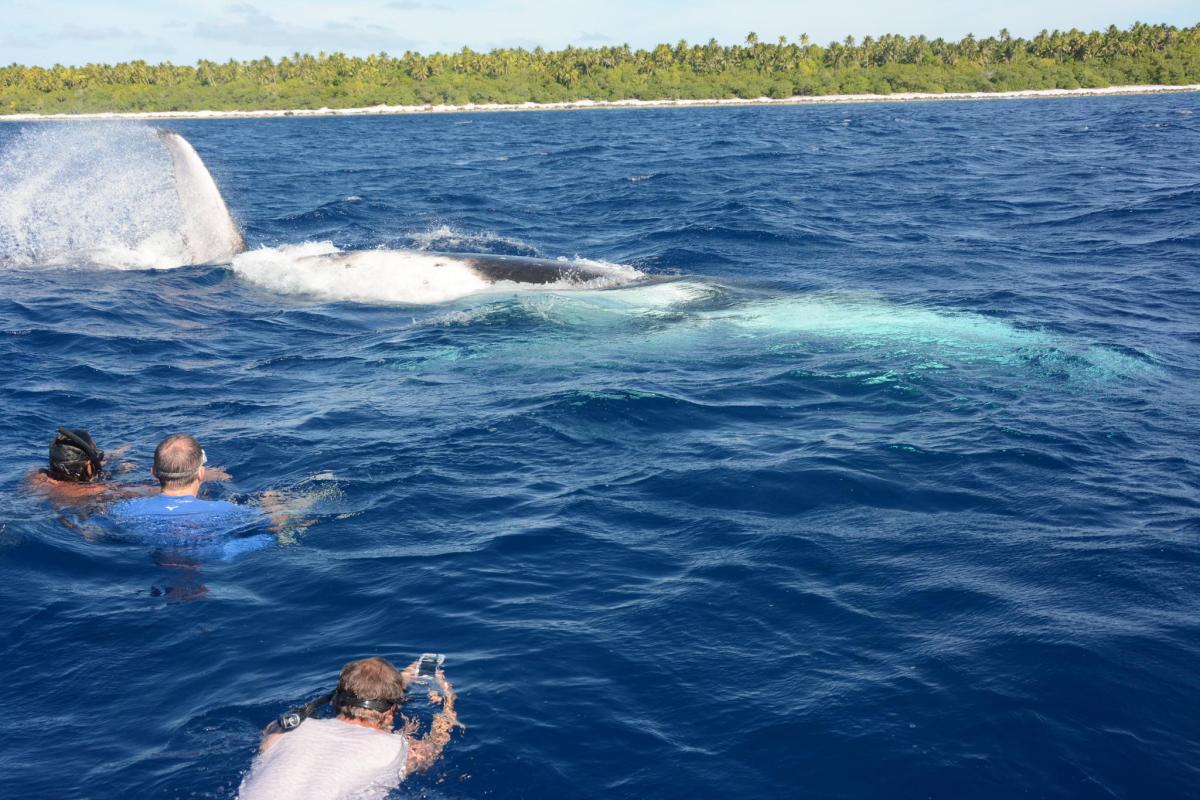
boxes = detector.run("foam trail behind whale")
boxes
[157,130,245,264]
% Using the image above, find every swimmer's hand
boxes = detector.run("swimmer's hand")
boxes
[404,668,464,774]
[204,466,232,482]
[434,670,465,731]
[106,445,139,474]
[400,659,421,688]
[260,487,324,540]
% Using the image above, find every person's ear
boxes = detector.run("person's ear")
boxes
[197,465,206,482]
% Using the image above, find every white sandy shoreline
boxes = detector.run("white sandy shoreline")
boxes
[2,83,1198,122]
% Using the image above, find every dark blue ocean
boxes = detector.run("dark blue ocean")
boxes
[2,94,1199,798]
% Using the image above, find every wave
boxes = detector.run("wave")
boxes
[0,124,243,269]
[403,224,540,256]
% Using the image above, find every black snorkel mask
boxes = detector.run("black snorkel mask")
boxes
[277,687,405,731]
[50,427,105,482]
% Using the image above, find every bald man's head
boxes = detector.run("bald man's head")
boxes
[153,434,204,489]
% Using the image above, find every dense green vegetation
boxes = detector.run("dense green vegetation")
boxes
[2,23,1198,114]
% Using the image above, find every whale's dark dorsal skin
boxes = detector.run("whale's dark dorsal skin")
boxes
[293,249,661,290]
[452,253,616,284]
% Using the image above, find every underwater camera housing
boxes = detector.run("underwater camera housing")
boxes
[415,653,445,683]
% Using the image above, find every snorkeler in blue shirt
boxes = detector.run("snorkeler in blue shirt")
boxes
[107,433,287,565]
[109,433,261,526]
[106,433,332,570]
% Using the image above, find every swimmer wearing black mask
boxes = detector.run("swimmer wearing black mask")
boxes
[48,427,105,483]
[27,428,118,501]
[25,428,153,528]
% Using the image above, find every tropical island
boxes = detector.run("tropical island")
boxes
[2,22,1197,116]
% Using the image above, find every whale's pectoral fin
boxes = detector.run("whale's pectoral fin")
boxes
[157,130,246,265]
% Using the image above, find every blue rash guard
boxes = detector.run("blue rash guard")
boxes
[108,494,273,561]
[111,494,254,521]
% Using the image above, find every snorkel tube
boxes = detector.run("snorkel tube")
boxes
[277,691,335,731]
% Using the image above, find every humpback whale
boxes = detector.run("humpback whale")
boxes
[157,129,649,289]
[436,252,621,284]
[294,249,640,286]
[155,129,640,285]
[157,130,246,265]
[230,240,657,304]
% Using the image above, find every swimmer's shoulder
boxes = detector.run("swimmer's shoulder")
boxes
[25,470,52,493]
[27,470,111,501]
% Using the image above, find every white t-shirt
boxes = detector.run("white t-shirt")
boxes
[238,717,410,800]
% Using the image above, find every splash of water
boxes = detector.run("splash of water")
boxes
[0,124,242,269]
[405,223,538,256]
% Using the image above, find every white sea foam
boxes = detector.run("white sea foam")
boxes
[230,242,647,305]
[551,256,644,286]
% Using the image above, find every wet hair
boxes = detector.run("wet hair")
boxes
[48,429,103,483]
[334,657,406,726]
[153,434,204,489]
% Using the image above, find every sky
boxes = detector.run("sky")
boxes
[2,0,1196,67]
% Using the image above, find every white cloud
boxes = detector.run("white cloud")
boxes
[193,3,416,53]
[2,33,44,49]
[386,1,451,10]
[57,24,157,41]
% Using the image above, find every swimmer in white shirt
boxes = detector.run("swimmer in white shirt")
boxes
[238,656,461,800]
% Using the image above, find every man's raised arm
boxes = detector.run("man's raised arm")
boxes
[405,670,463,774]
